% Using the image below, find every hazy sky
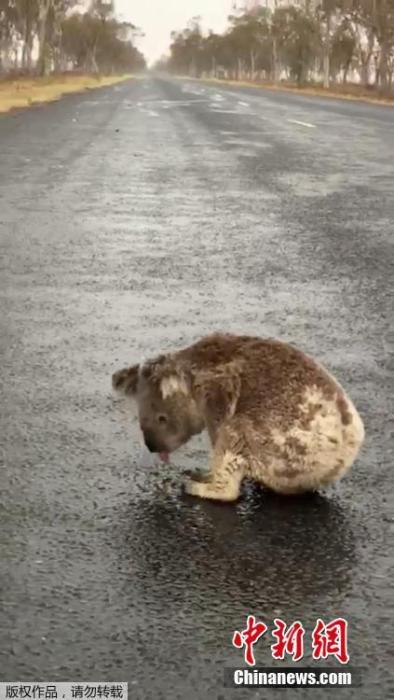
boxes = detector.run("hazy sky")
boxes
[115,0,232,65]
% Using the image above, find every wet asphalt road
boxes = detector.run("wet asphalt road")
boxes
[1,77,393,698]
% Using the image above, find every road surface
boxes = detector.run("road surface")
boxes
[1,77,393,698]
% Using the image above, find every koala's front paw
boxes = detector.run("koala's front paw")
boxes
[183,477,209,497]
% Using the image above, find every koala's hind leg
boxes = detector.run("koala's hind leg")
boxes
[184,441,246,502]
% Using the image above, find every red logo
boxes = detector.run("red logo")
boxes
[232,616,349,666]
[232,615,268,666]
[271,619,305,662]
[312,618,349,664]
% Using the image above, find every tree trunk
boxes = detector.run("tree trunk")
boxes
[237,56,242,80]
[22,15,34,72]
[360,57,368,87]
[272,36,279,84]
[250,49,255,80]
[323,12,332,89]
[374,64,380,87]
[91,51,99,73]
[0,40,12,73]
[378,41,390,92]
[343,61,350,84]
[298,62,306,86]
[360,28,375,88]
[52,9,63,73]
[37,0,51,76]
[211,54,216,78]
[22,43,28,71]
[297,47,308,86]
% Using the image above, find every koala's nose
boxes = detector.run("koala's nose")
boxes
[143,431,157,453]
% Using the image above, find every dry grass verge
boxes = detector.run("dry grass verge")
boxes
[0,73,134,114]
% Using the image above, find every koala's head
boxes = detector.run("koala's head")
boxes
[112,354,204,456]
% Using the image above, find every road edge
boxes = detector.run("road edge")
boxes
[173,75,394,108]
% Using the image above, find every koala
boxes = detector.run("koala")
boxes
[112,333,365,502]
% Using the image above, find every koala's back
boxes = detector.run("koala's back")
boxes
[180,332,343,420]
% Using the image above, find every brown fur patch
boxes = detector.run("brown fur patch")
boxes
[328,436,339,445]
[193,362,241,436]
[273,466,304,480]
[300,402,323,428]
[336,394,353,425]
[285,436,308,456]
[179,333,338,432]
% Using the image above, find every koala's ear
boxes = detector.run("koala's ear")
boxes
[140,354,166,380]
[139,352,191,398]
[112,364,139,396]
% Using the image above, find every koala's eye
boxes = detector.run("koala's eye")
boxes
[158,414,168,424]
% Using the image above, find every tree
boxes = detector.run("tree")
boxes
[0,0,145,76]
[0,0,18,71]
[14,0,39,71]
[61,10,145,73]
[168,19,205,77]
[345,0,394,89]
[317,0,339,88]
[37,0,51,75]
[272,6,321,84]
[36,1,78,75]
[330,18,357,82]
[226,8,271,79]
[163,2,393,93]
[369,0,394,89]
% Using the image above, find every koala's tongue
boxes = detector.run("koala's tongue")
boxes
[159,452,170,463]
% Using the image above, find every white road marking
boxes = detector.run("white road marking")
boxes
[181,85,205,95]
[210,108,243,115]
[238,101,250,107]
[140,108,160,117]
[157,99,209,106]
[287,119,316,129]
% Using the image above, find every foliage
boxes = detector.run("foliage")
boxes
[162,1,394,92]
[0,0,145,76]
